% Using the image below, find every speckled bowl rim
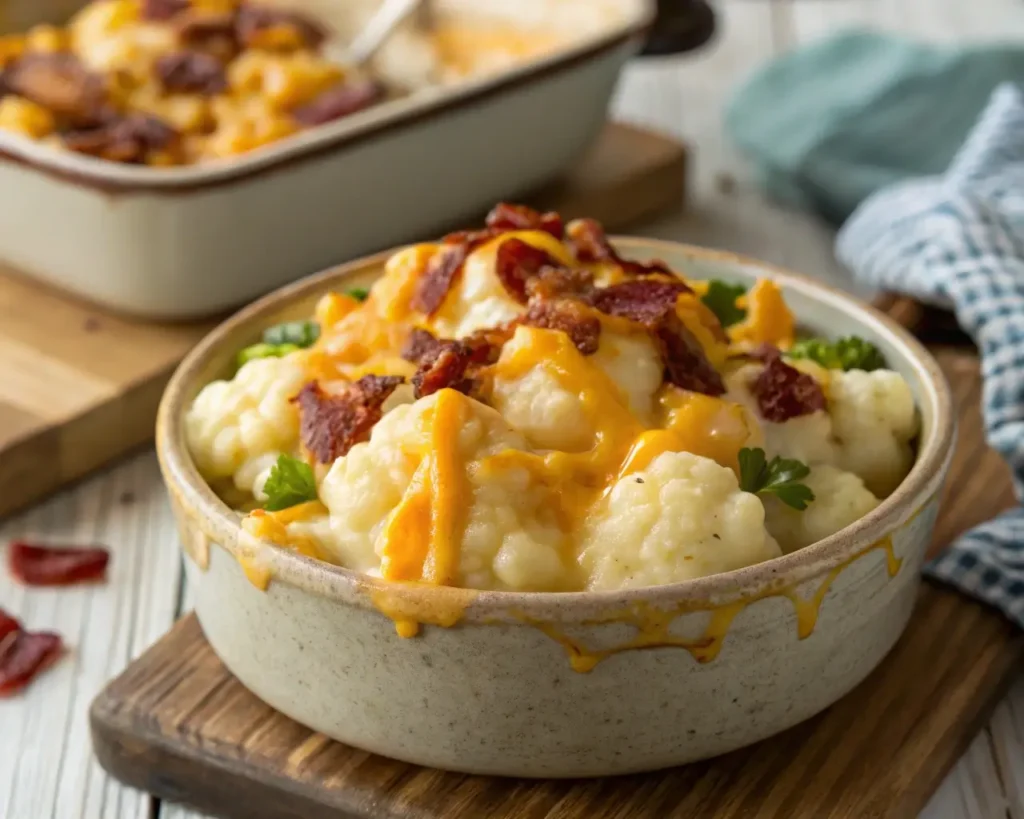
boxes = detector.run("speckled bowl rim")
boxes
[157,237,956,621]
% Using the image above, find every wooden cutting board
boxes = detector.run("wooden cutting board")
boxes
[90,305,1024,819]
[0,121,687,519]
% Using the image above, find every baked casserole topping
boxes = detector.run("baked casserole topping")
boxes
[186,205,919,593]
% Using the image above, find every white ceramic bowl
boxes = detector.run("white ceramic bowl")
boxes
[156,239,955,777]
[0,0,651,318]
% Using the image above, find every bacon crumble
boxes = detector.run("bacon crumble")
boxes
[155,51,228,95]
[401,328,500,398]
[494,238,565,303]
[295,376,404,463]
[522,300,601,356]
[410,242,470,316]
[64,114,179,164]
[234,3,326,49]
[142,0,189,21]
[485,203,564,239]
[566,218,673,277]
[8,542,111,586]
[5,53,110,126]
[292,79,383,126]
[751,355,827,422]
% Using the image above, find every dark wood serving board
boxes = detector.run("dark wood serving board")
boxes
[90,297,1024,819]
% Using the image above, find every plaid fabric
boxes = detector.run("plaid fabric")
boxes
[837,83,1024,627]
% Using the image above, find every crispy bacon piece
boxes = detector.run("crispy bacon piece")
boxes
[523,265,594,301]
[64,114,178,164]
[295,376,403,463]
[155,51,227,95]
[590,279,723,395]
[291,79,383,126]
[485,203,564,239]
[5,54,109,126]
[0,610,19,644]
[177,11,239,60]
[752,355,826,422]
[8,541,111,586]
[522,299,601,356]
[566,218,674,277]
[142,0,190,20]
[234,4,325,50]
[401,328,499,398]
[494,238,566,303]
[410,243,470,316]
[0,629,63,697]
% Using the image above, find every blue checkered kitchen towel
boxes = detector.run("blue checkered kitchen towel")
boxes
[837,83,1024,627]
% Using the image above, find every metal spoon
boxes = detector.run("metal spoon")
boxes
[346,0,434,67]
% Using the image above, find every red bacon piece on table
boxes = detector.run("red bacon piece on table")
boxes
[752,355,827,422]
[401,328,500,399]
[589,279,724,396]
[522,300,601,356]
[0,609,20,644]
[8,541,111,586]
[295,375,404,463]
[0,628,63,697]
[485,203,564,239]
[566,218,674,277]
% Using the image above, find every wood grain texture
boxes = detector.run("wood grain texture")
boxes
[88,340,1024,819]
[0,122,686,522]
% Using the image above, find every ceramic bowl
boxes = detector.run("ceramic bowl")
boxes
[156,239,955,778]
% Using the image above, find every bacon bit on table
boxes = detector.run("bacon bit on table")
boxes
[566,218,674,277]
[295,376,404,463]
[523,299,602,356]
[8,541,111,586]
[0,609,20,644]
[485,203,564,239]
[291,79,384,126]
[751,355,827,422]
[0,627,63,697]
[494,238,566,303]
[155,51,228,95]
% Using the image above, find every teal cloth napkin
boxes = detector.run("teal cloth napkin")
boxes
[725,30,1024,224]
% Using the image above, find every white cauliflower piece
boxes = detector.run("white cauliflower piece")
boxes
[724,364,838,466]
[317,390,569,589]
[763,465,880,553]
[490,326,663,451]
[185,355,306,496]
[829,369,918,497]
[580,451,781,590]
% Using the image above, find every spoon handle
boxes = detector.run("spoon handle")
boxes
[348,0,426,67]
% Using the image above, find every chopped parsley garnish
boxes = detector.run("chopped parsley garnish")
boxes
[236,342,300,369]
[262,319,321,348]
[738,447,815,511]
[701,280,747,327]
[262,455,318,511]
[346,287,370,302]
[786,336,885,371]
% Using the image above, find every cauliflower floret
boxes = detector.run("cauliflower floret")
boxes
[490,326,663,451]
[763,465,880,553]
[829,369,918,497]
[724,363,838,466]
[580,451,781,590]
[185,355,305,496]
[317,390,569,589]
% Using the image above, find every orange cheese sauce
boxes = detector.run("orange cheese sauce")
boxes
[431,21,564,79]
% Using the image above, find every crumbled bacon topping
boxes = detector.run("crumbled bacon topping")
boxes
[64,114,178,164]
[590,279,723,395]
[401,328,499,398]
[291,79,383,126]
[410,243,470,316]
[0,624,63,697]
[234,3,325,50]
[566,218,673,277]
[155,51,228,95]
[176,10,239,59]
[5,54,109,126]
[295,376,404,463]
[485,203,564,239]
[523,300,601,356]
[494,238,565,304]
[8,542,111,586]
[142,0,189,21]
[524,265,594,301]
[751,355,826,422]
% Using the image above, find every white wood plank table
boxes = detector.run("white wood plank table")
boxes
[4,2,1024,817]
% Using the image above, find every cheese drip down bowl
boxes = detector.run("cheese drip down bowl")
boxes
[157,238,954,777]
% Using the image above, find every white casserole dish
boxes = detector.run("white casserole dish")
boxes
[0,0,653,318]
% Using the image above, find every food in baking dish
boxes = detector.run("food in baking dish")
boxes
[185,204,919,592]
[0,0,562,165]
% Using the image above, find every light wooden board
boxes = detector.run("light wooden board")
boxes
[87,331,1024,819]
[0,121,687,521]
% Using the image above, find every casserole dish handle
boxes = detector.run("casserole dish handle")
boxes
[639,0,716,57]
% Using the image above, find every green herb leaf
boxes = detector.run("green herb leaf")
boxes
[738,447,815,511]
[346,287,370,302]
[236,342,300,369]
[700,280,747,327]
[787,336,885,371]
[262,319,321,348]
[262,454,318,512]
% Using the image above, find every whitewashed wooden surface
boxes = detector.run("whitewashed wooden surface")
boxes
[4,1,1024,818]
